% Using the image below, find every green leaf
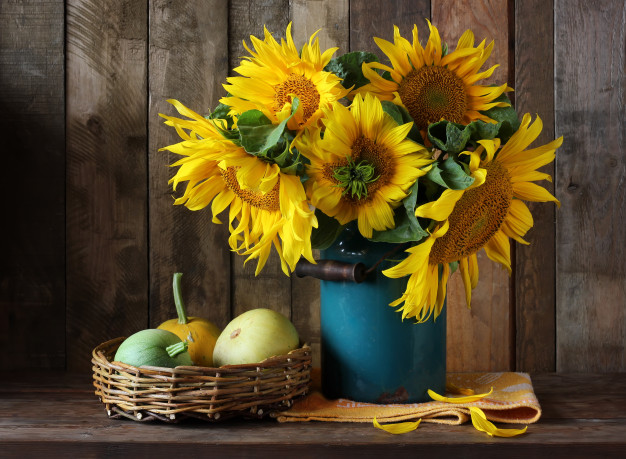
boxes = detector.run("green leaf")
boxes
[480,92,520,144]
[206,100,236,133]
[275,136,304,175]
[472,120,501,140]
[324,51,379,91]
[381,101,404,126]
[280,159,303,175]
[426,93,520,152]
[237,98,300,157]
[427,117,519,155]
[381,70,394,81]
[370,181,429,243]
[270,134,292,165]
[425,156,475,190]
[236,109,274,153]
[205,103,239,145]
[427,121,472,154]
[209,120,241,145]
[208,102,231,121]
[311,209,345,250]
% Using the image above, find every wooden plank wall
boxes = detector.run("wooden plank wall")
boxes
[0,0,66,369]
[515,0,557,372]
[0,0,624,374]
[554,0,625,372]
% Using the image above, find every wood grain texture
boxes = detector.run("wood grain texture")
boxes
[2,0,626,375]
[228,0,292,320]
[432,0,514,372]
[432,0,511,85]
[555,0,626,372]
[291,0,349,52]
[148,1,231,330]
[228,0,291,67]
[2,372,626,458]
[349,0,431,55]
[0,0,65,369]
[514,0,556,372]
[290,0,350,367]
[66,0,148,372]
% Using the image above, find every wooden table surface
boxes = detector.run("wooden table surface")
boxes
[1,372,625,458]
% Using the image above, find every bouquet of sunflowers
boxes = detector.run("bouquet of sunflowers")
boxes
[160,22,562,323]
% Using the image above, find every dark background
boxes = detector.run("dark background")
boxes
[1,0,624,374]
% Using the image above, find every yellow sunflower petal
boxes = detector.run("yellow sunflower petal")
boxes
[458,256,473,308]
[508,199,534,228]
[428,386,493,403]
[373,417,421,434]
[477,138,501,163]
[416,189,464,221]
[469,407,528,437]
[483,230,511,273]
[512,182,560,207]
[383,221,449,278]
[460,147,483,172]
[500,220,530,245]
[383,222,450,322]
[505,136,563,168]
[374,36,412,76]
[468,253,479,289]
[510,170,552,183]
[211,189,236,222]
[446,382,475,395]
[436,263,450,315]
[497,114,540,162]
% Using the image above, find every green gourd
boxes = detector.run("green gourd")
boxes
[114,329,194,368]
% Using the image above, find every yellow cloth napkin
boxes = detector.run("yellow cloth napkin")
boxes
[275,370,541,425]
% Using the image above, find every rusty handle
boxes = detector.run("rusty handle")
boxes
[295,260,368,283]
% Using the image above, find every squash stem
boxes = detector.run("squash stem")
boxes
[166,341,188,358]
[173,272,189,325]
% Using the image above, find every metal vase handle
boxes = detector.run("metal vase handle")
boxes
[295,260,368,283]
[294,242,407,283]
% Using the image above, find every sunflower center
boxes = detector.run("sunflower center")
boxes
[323,136,390,203]
[398,66,467,131]
[430,161,513,264]
[220,166,280,212]
[332,156,378,199]
[274,74,321,124]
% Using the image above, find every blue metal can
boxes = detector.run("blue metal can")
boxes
[320,225,446,403]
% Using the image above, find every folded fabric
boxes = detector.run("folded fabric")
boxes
[274,370,541,425]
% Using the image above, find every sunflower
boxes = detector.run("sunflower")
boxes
[357,21,511,138]
[383,114,562,321]
[160,99,317,275]
[298,93,432,238]
[221,23,350,132]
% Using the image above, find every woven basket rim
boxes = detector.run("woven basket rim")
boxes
[92,336,311,373]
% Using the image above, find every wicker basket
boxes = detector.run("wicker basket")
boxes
[92,336,311,422]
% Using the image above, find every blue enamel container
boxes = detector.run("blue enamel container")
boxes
[320,225,446,403]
